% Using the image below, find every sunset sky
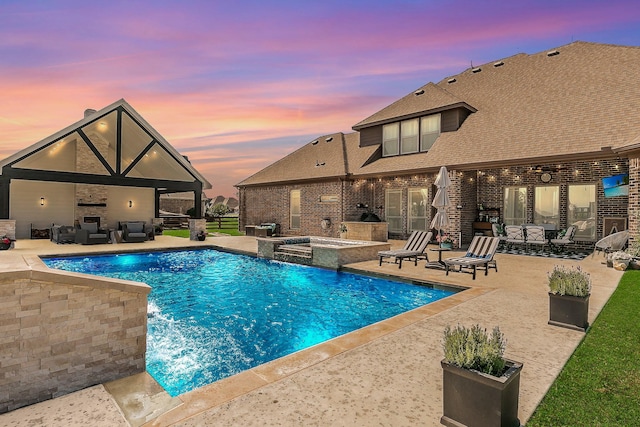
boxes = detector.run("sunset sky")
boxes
[2,1,640,197]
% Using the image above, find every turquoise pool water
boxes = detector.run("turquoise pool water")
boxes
[43,249,456,396]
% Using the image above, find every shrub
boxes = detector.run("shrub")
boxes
[442,324,506,376]
[548,265,591,297]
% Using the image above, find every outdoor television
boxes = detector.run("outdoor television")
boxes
[602,173,629,198]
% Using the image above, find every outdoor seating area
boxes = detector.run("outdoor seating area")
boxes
[47,221,155,245]
[498,223,582,256]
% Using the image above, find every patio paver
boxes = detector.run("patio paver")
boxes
[0,236,623,426]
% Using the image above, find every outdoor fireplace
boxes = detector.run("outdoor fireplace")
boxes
[83,216,101,227]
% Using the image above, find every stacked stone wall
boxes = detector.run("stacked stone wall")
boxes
[0,269,148,413]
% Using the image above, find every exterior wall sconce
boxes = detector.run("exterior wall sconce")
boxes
[40,197,45,206]
[128,200,133,208]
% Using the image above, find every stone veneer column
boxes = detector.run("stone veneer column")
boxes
[189,218,206,240]
[0,220,16,240]
[628,156,640,244]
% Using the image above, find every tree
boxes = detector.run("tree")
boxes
[207,203,230,229]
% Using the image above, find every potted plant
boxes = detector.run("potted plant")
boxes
[609,250,633,271]
[441,324,522,427]
[196,230,207,241]
[0,235,13,250]
[437,233,455,249]
[339,223,348,239]
[548,265,591,332]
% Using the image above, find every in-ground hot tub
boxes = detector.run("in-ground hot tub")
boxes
[257,236,391,269]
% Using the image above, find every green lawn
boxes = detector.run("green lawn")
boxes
[527,270,640,426]
[162,217,242,238]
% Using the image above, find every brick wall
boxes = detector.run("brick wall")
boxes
[0,267,149,413]
[239,157,633,247]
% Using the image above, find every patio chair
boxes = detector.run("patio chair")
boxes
[51,224,76,244]
[378,230,432,269]
[504,225,525,250]
[491,223,507,247]
[549,225,576,253]
[525,225,547,252]
[121,221,150,243]
[75,222,108,245]
[443,236,500,280]
[594,230,629,256]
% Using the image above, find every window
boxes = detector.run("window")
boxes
[401,119,419,154]
[534,186,560,229]
[408,188,429,231]
[290,190,301,229]
[385,189,403,233]
[382,123,399,157]
[568,184,596,240]
[503,187,527,225]
[421,114,441,151]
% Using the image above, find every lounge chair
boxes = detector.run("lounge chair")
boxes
[525,225,547,251]
[443,236,500,280]
[378,230,432,268]
[51,225,76,244]
[549,225,576,252]
[594,230,629,256]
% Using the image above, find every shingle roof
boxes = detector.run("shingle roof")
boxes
[237,132,368,186]
[238,41,640,186]
[352,83,475,130]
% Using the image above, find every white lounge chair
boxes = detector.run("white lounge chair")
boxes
[594,230,629,256]
[378,230,432,269]
[443,236,500,280]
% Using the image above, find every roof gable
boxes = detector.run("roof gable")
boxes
[1,99,211,190]
[352,83,475,130]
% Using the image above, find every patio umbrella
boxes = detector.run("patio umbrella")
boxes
[430,166,451,236]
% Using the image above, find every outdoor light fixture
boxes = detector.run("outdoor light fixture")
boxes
[128,200,133,208]
[40,197,45,206]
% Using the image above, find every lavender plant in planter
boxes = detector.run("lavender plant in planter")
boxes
[441,324,522,427]
[548,265,591,332]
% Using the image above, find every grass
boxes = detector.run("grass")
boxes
[162,217,242,238]
[527,270,640,426]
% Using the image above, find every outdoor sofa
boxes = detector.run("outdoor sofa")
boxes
[75,222,109,245]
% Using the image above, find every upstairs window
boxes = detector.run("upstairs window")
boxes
[401,119,419,154]
[382,123,399,156]
[421,114,441,151]
[382,114,441,157]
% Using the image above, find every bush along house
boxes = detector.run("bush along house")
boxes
[237,41,640,248]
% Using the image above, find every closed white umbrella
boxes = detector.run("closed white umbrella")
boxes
[430,166,451,234]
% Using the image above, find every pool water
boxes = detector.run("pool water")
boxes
[43,249,456,396]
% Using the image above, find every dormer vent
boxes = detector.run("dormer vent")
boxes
[414,89,425,96]
[471,67,482,73]
[547,50,560,57]
[447,78,457,84]
[311,140,319,145]
[493,61,504,67]
[325,137,333,142]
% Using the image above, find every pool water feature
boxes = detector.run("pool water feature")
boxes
[43,249,457,396]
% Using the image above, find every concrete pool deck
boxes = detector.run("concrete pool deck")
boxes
[0,235,623,426]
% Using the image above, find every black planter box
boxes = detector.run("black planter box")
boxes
[441,359,522,427]
[548,293,589,332]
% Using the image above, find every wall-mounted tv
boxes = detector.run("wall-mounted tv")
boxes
[602,173,629,198]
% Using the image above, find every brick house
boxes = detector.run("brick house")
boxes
[0,99,212,239]
[237,41,640,247]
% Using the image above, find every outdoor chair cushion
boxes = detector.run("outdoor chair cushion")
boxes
[126,222,144,233]
[81,222,98,233]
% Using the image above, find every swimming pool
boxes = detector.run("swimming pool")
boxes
[43,249,457,396]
